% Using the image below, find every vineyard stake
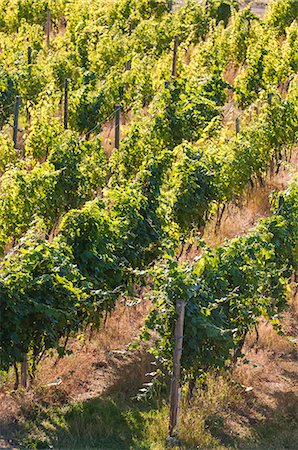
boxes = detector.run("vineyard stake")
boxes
[129,18,133,35]
[125,60,131,71]
[27,46,32,71]
[125,21,132,80]
[169,0,173,12]
[267,92,272,106]
[13,96,21,149]
[236,117,240,135]
[64,79,69,130]
[46,9,51,49]
[13,364,19,390]
[115,104,121,150]
[168,298,186,444]
[26,47,32,122]
[21,355,28,389]
[172,36,179,78]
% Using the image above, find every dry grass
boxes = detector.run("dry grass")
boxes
[244,286,298,357]
[101,110,132,158]
[229,290,298,448]
[180,151,298,262]
[246,320,294,355]
[0,298,152,420]
[206,158,297,246]
[36,298,152,400]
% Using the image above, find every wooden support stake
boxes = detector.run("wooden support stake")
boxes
[115,104,121,150]
[169,0,173,12]
[13,95,21,149]
[21,355,28,389]
[14,363,19,391]
[267,92,272,106]
[27,46,32,69]
[129,19,133,35]
[46,9,51,49]
[168,299,186,443]
[172,36,179,78]
[236,117,240,135]
[125,60,131,71]
[64,78,69,130]
[27,47,32,122]
[125,20,133,74]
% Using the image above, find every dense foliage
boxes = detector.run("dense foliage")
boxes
[0,0,297,381]
[142,179,298,377]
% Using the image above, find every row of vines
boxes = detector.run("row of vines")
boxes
[0,0,298,388]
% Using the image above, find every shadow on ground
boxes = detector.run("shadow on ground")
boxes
[1,351,298,449]
[215,386,298,449]
[0,352,158,450]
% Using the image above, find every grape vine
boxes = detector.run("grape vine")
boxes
[0,0,297,383]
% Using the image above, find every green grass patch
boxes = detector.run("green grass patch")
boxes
[6,372,298,449]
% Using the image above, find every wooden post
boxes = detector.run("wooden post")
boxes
[168,299,186,443]
[13,96,21,149]
[27,47,32,122]
[115,104,121,150]
[129,19,133,35]
[64,78,69,130]
[169,0,173,12]
[13,363,19,391]
[125,60,131,71]
[267,92,272,106]
[27,46,32,70]
[235,117,240,135]
[125,20,132,73]
[172,36,179,78]
[21,355,28,389]
[46,9,51,49]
